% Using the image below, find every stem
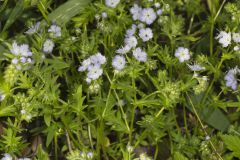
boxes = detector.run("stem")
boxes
[129,77,137,144]
[88,124,94,149]
[187,15,194,35]
[54,135,58,160]
[201,59,224,104]
[113,89,130,132]
[154,144,158,160]
[210,20,214,56]
[186,93,224,160]
[66,130,72,152]
[210,0,227,56]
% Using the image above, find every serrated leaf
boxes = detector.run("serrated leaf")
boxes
[45,58,70,70]
[0,104,15,117]
[48,0,92,24]
[221,135,240,158]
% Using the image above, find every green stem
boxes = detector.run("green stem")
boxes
[186,93,224,160]
[210,0,227,56]
[54,135,58,160]
[88,124,94,149]
[210,19,214,56]
[129,77,137,144]
[154,144,158,160]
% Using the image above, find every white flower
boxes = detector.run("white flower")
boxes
[86,77,92,84]
[232,32,240,43]
[124,36,137,48]
[175,47,190,63]
[86,152,94,159]
[25,22,40,34]
[155,3,161,8]
[78,58,91,72]
[21,109,26,115]
[234,46,240,51]
[90,53,106,65]
[215,31,231,48]
[10,42,21,56]
[133,47,147,62]
[112,55,126,70]
[87,65,103,80]
[0,93,5,101]
[105,0,120,8]
[126,24,137,37]
[10,42,32,57]
[187,64,205,71]
[1,153,12,160]
[224,68,239,90]
[139,28,153,42]
[140,8,157,25]
[19,44,32,57]
[48,24,61,37]
[130,4,142,21]
[43,39,54,53]
[102,12,108,18]
[116,45,131,54]
[11,58,18,64]
[18,158,31,160]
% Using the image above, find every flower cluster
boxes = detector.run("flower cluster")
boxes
[216,31,240,49]
[130,3,162,25]
[111,3,163,71]
[78,53,106,83]
[10,42,33,70]
[43,24,62,53]
[224,67,239,90]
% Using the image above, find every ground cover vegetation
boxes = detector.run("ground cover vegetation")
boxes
[0,0,240,159]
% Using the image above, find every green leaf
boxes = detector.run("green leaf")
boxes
[174,152,188,160]
[36,144,49,160]
[221,135,240,158]
[2,0,25,32]
[46,124,57,147]
[202,107,230,131]
[0,104,15,117]
[44,114,51,126]
[45,58,70,70]
[48,0,92,24]
[71,85,87,116]
[186,94,230,131]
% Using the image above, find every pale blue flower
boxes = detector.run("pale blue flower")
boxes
[140,8,157,25]
[139,28,153,42]
[48,24,61,37]
[105,0,120,8]
[133,47,147,62]
[25,22,40,34]
[112,55,126,70]
[43,39,54,53]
